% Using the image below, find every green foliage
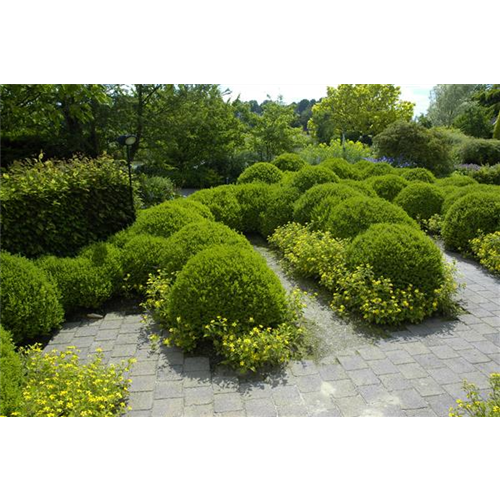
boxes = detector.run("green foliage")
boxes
[235,183,272,233]
[163,245,288,349]
[293,183,362,225]
[458,138,500,165]
[130,201,207,238]
[358,161,396,179]
[190,185,242,230]
[442,192,500,253]
[367,174,409,201]
[137,175,177,208]
[470,232,500,274]
[170,198,215,220]
[290,165,340,192]
[319,158,361,179]
[0,252,64,344]
[237,162,283,185]
[272,153,308,172]
[259,185,300,238]
[15,345,134,417]
[0,327,24,416]
[341,179,378,197]
[325,196,418,239]
[159,221,250,275]
[0,155,135,258]
[466,164,500,185]
[449,373,500,417]
[346,224,445,294]
[299,139,372,164]
[494,111,500,140]
[394,182,445,221]
[400,168,437,183]
[121,234,171,292]
[453,102,493,138]
[436,173,478,188]
[373,121,453,174]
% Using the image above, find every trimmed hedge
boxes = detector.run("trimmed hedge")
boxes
[359,161,395,179]
[291,165,340,192]
[400,168,436,183]
[442,192,500,253]
[436,174,478,188]
[0,156,135,258]
[458,138,500,166]
[346,223,445,294]
[272,153,308,172]
[159,221,251,275]
[325,196,418,239]
[394,182,445,221]
[368,174,409,201]
[259,185,300,237]
[166,245,288,333]
[319,158,360,179]
[235,183,272,233]
[0,326,24,416]
[237,162,283,185]
[0,252,64,343]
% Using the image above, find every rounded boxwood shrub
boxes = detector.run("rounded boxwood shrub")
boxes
[291,165,340,192]
[235,183,272,233]
[341,179,378,197]
[272,153,308,172]
[0,252,64,343]
[441,184,500,214]
[0,326,24,416]
[190,185,243,230]
[130,202,207,239]
[293,183,362,224]
[394,182,445,221]
[159,221,251,275]
[346,223,446,294]
[325,196,418,239]
[367,174,409,201]
[121,234,171,291]
[436,174,478,188]
[401,168,436,183]
[319,158,360,179]
[259,185,300,237]
[167,245,288,334]
[137,174,176,208]
[359,161,395,179]
[237,162,283,185]
[442,192,500,253]
[170,198,215,220]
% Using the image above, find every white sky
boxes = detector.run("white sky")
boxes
[220,84,435,116]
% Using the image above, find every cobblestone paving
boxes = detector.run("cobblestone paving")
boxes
[44,252,499,417]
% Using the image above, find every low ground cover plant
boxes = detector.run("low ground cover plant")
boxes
[470,232,500,274]
[449,373,500,417]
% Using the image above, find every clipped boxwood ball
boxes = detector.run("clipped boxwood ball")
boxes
[272,153,308,172]
[394,182,445,221]
[359,161,395,179]
[291,165,340,192]
[0,252,64,343]
[442,192,500,253]
[171,198,215,221]
[167,245,288,333]
[368,174,409,201]
[436,174,478,188]
[131,202,207,238]
[441,184,500,215]
[346,223,445,294]
[0,326,24,416]
[341,179,378,197]
[326,196,418,239]
[237,162,283,185]
[235,183,272,233]
[259,185,300,237]
[319,158,360,179]
[159,221,251,275]
[401,168,436,183]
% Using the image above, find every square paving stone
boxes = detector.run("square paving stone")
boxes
[245,398,277,417]
[392,389,428,410]
[357,345,386,361]
[336,395,368,417]
[312,408,342,417]
[99,320,123,330]
[214,393,244,414]
[368,359,399,376]
[397,363,428,380]
[95,329,120,341]
[111,344,137,358]
[277,405,309,417]
[185,386,214,406]
[348,368,380,387]
[116,333,140,345]
[402,342,431,356]
[454,371,490,389]
[72,337,94,349]
[442,383,469,401]
[428,367,462,385]
[213,375,239,394]
[128,391,153,411]
[239,382,274,400]
[318,363,349,382]
[130,360,158,376]
[215,411,246,417]
[471,323,499,335]
[328,379,358,399]
[337,355,368,371]
[476,361,500,376]
[442,357,476,374]
[130,375,157,393]
[289,360,319,377]
[184,404,214,417]
[358,384,399,406]
[183,371,212,388]
[483,316,500,327]
[380,373,413,391]
[429,345,460,360]
[411,377,446,397]
[296,374,323,393]
[125,410,152,417]
[74,327,99,338]
[385,349,415,365]
[442,337,472,351]
[152,398,184,417]
[301,391,338,412]
[271,385,302,407]
[160,350,184,365]
[471,340,499,355]
[458,349,491,364]
[404,408,437,417]
[155,380,184,399]
[90,341,115,353]
[413,353,446,369]
[157,363,184,381]
[184,357,210,372]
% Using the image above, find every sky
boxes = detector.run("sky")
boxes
[220,84,435,117]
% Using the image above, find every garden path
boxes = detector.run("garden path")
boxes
[44,246,499,417]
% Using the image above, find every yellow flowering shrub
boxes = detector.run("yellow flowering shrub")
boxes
[449,373,500,417]
[470,232,500,274]
[13,346,135,417]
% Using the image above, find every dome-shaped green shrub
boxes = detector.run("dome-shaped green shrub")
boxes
[436,174,478,188]
[401,168,436,183]
[259,185,300,237]
[325,196,418,239]
[171,198,215,220]
[291,165,340,192]
[394,182,445,221]
[166,245,288,335]
[0,252,64,343]
[293,183,362,224]
[359,161,395,179]
[235,183,272,233]
[442,192,500,253]
[0,326,24,416]
[159,221,251,275]
[341,179,378,197]
[319,158,360,179]
[131,202,207,238]
[441,184,500,214]
[272,153,308,172]
[346,223,445,294]
[121,234,171,291]
[190,185,243,230]
[237,162,283,185]
[368,174,409,201]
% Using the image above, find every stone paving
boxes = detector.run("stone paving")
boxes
[43,251,499,417]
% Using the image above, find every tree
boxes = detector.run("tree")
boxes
[453,102,492,138]
[427,84,486,126]
[247,99,305,161]
[493,110,500,140]
[309,84,414,144]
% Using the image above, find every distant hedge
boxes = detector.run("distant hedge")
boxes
[0,156,135,258]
